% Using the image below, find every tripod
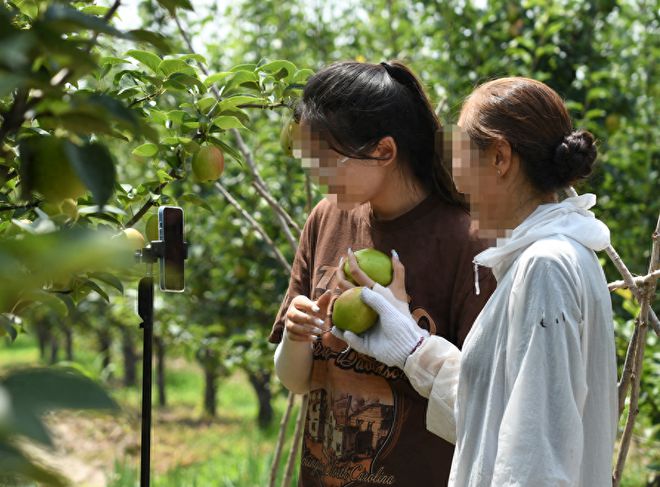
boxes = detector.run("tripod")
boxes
[135,240,186,487]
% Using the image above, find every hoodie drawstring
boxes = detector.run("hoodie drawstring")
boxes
[474,262,481,296]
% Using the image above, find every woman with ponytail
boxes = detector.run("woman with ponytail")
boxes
[269,61,496,486]
[335,77,618,486]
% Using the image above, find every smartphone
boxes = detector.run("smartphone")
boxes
[158,206,185,292]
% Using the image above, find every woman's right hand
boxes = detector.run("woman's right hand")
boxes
[285,291,333,341]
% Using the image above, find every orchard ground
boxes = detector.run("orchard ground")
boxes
[0,332,654,487]
[0,334,299,487]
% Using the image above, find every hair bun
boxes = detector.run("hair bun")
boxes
[553,129,597,185]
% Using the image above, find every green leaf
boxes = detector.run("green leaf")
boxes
[127,29,171,53]
[156,169,174,183]
[13,0,40,19]
[164,72,206,93]
[80,278,110,301]
[156,0,194,15]
[179,53,206,64]
[100,56,129,66]
[197,96,218,113]
[132,143,159,157]
[21,290,68,317]
[64,142,117,207]
[126,49,162,74]
[218,95,266,111]
[586,87,609,102]
[212,116,247,130]
[585,108,606,120]
[0,442,67,487]
[147,109,168,124]
[179,193,213,212]
[0,73,26,98]
[225,71,260,91]
[292,68,314,83]
[204,72,231,87]
[1,367,118,446]
[81,5,111,16]
[42,112,115,136]
[43,4,125,37]
[167,110,187,124]
[87,272,124,294]
[0,315,18,342]
[208,137,244,165]
[78,205,126,215]
[230,63,258,72]
[258,60,297,80]
[158,59,196,77]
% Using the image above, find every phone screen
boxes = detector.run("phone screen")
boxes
[159,206,185,292]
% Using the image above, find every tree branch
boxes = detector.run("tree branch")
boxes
[282,393,308,487]
[567,186,659,335]
[269,392,296,487]
[613,291,650,486]
[232,129,301,238]
[124,166,181,228]
[617,323,639,416]
[608,270,660,291]
[0,89,30,144]
[613,213,660,485]
[172,12,302,254]
[214,181,291,274]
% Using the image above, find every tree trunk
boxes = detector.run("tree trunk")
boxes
[203,363,218,417]
[98,329,112,379]
[35,322,49,361]
[248,370,273,429]
[63,325,74,361]
[49,333,59,365]
[154,336,166,407]
[121,327,137,387]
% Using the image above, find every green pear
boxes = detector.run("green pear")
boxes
[145,214,159,242]
[332,287,378,334]
[192,144,225,182]
[343,248,393,286]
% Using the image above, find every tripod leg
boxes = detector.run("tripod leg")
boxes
[138,276,153,487]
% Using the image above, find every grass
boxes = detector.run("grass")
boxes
[1,332,655,486]
[1,332,300,487]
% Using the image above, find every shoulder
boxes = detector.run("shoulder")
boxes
[301,197,335,236]
[514,236,589,289]
[520,236,590,268]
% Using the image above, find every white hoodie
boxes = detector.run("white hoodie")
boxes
[403,194,618,486]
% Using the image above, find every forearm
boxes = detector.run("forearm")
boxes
[404,335,462,444]
[273,329,314,394]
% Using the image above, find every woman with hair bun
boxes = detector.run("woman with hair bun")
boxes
[334,77,618,486]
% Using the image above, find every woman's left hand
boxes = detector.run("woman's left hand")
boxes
[336,248,408,306]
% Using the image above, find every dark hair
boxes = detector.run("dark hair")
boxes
[461,77,597,193]
[293,60,464,207]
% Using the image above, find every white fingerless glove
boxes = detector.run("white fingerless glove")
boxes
[331,284,429,369]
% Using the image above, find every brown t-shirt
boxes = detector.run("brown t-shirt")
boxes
[269,194,496,487]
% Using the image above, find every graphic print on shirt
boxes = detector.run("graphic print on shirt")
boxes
[302,264,436,486]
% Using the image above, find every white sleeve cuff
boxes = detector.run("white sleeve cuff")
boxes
[403,335,461,444]
[273,328,313,394]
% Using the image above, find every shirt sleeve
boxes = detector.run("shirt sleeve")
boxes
[267,209,315,344]
[492,255,588,487]
[404,335,462,444]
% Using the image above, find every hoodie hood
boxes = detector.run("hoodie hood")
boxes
[473,193,610,282]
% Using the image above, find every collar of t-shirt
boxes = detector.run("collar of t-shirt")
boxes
[359,192,440,232]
